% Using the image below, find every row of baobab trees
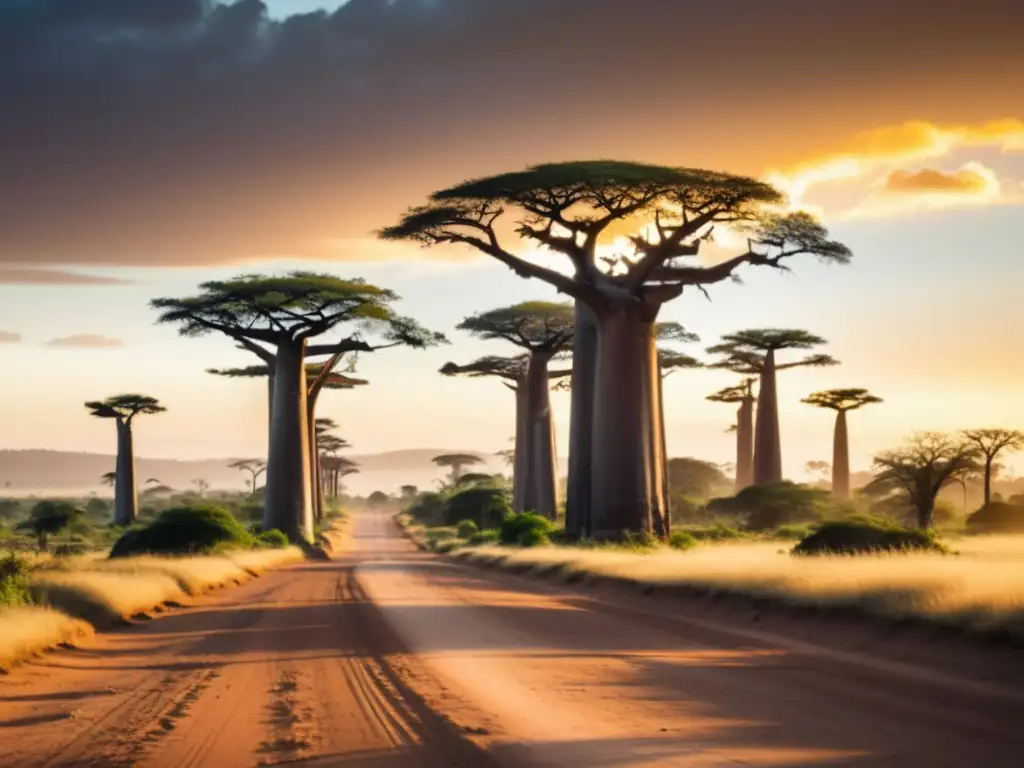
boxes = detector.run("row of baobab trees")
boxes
[435,302,885,521]
[79,160,1022,541]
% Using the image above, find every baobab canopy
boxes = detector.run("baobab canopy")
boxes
[456,302,575,352]
[802,389,883,411]
[803,388,883,501]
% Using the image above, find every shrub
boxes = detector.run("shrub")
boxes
[109,504,254,558]
[709,482,830,531]
[517,527,550,547]
[678,524,747,542]
[18,501,81,551]
[669,494,706,524]
[965,502,1024,533]
[793,518,946,556]
[456,519,479,539]
[407,492,447,525]
[53,543,89,557]
[0,553,32,607]
[772,523,817,540]
[500,512,553,546]
[668,531,698,551]
[444,486,512,528]
[254,529,289,549]
[467,529,500,546]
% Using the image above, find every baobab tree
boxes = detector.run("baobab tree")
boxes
[707,380,756,490]
[229,459,267,496]
[708,330,838,486]
[865,432,979,528]
[449,302,574,518]
[152,272,444,541]
[85,395,166,526]
[381,161,850,538]
[208,362,366,521]
[802,388,883,500]
[433,454,484,485]
[441,354,571,513]
[961,428,1024,507]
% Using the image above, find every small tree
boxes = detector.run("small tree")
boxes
[20,501,80,552]
[100,471,116,488]
[432,454,484,484]
[802,389,883,500]
[708,330,838,485]
[85,395,166,526]
[153,272,444,541]
[229,459,267,496]
[707,380,757,490]
[961,429,1024,507]
[192,479,210,497]
[865,432,980,528]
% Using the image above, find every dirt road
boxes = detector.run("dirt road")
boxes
[2,512,1023,767]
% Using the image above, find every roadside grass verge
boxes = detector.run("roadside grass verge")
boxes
[0,606,94,672]
[448,536,1024,643]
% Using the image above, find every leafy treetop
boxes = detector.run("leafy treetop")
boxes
[85,394,166,424]
[707,329,837,373]
[706,380,756,404]
[432,454,484,469]
[440,354,572,383]
[802,389,883,412]
[207,364,368,391]
[865,432,980,500]
[961,429,1024,462]
[456,302,574,353]
[380,161,850,304]
[659,350,703,376]
[153,272,446,357]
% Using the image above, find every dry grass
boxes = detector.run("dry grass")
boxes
[453,535,1024,641]
[0,606,93,672]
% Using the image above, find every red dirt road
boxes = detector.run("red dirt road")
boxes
[2,511,1023,767]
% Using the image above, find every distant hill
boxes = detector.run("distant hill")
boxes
[0,448,531,498]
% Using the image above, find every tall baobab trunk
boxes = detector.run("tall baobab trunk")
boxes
[590,302,662,539]
[736,395,755,489]
[522,352,558,518]
[264,341,314,541]
[306,398,326,524]
[647,342,668,538]
[832,409,851,500]
[266,375,275,457]
[511,380,530,513]
[752,349,783,485]
[113,418,138,526]
[565,302,599,537]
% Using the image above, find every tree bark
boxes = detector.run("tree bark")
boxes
[648,342,668,538]
[113,418,138,527]
[590,301,661,539]
[565,302,599,538]
[983,457,993,507]
[752,349,783,485]
[656,358,670,538]
[736,396,755,489]
[832,409,851,500]
[306,393,325,524]
[263,341,313,541]
[266,374,275,459]
[523,352,558,518]
[511,379,529,513]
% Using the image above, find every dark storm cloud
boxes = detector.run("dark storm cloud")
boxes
[1,0,1022,266]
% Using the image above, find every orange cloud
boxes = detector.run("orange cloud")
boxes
[884,166,992,195]
[0,268,132,285]
[0,331,21,343]
[768,118,1024,217]
[45,334,125,349]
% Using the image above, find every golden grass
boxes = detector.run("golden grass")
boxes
[0,606,93,672]
[453,535,1024,640]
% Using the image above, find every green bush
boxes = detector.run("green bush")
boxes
[793,518,946,556]
[678,524,747,542]
[0,553,32,607]
[254,529,289,549]
[109,504,254,558]
[668,530,698,550]
[466,529,500,546]
[708,482,830,531]
[444,486,512,528]
[407,492,447,525]
[53,543,90,557]
[456,519,479,539]
[965,502,1024,533]
[500,512,553,546]
[517,527,550,547]
[772,523,817,540]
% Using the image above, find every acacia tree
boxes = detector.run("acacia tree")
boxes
[802,389,883,500]
[707,379,757,490]
[153,273,444,541]
[865,432,979,528]
[381,161,850,539]
[441,354,571,513]
[85,395,166,526]
[432,454,484,485]
[708,330,838,486]
[229,459,267,496]
[961,429,1024,507]
[449,302,574,518]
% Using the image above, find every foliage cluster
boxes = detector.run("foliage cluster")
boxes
[792,517,946,556]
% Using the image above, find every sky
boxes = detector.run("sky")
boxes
[1,0,1022,480]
